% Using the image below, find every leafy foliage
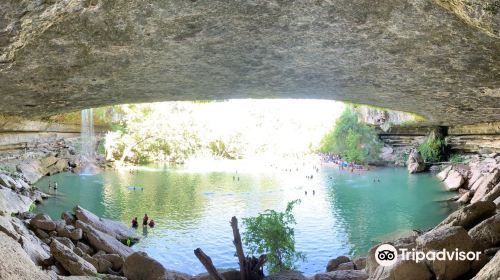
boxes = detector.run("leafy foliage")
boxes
[242,200,305,274]
[449,153,465,164]
[417,132,446,163]
[319,107,382,164]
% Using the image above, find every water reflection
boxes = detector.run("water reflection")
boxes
[35,165,455,275]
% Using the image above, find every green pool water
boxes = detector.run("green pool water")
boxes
[35,163,456,275]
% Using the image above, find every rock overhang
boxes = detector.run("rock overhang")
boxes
[0,0,498,125]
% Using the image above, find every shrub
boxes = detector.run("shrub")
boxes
[418,132,446,163]
[449,153,465,164]
[242,200,305,273]
[318,107,382,164]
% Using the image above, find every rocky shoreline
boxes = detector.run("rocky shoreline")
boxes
[0,148,499,279]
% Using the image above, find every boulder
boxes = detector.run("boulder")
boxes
[54,236,76,250]
[0,174,17,189]
[62,211,77,225]
[435,201,496,230]
[457,191,471,204]
[123,251,191,280]
[437,165,452,181]
[76,241,94,255]
[468,213,500,251]
[50,239,97,276]
[194,269,240,280]
[337,262,355,270]
[0,231,52,280]
[371,257,432,280]
[482,182,500,202]
[312,270,368,280]
[74,206,138,242]
[16,160,44,184]
[353,257,366,270]
[0,187,33,214]
[96,253,125,271]
[407,149,425,174]
[75,220,134,258]
[443,169,465,191]
[30,213,57,231]
[0,214,21,240]
[472,250,500,280]
[326,256,351,272]
[471,169,500,204]
[19,234,51,266]
[416,226,474,280]
[41,156,59,169]
[366,235,417,276]
[70,228,83,241]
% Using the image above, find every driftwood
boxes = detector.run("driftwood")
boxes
[194,248,226,280]
[194,216,267,280]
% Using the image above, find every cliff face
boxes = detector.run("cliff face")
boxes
[0,0,498,124]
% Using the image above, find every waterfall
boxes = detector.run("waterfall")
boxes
[80,108,99,175]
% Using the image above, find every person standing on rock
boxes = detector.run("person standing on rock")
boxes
[143,214,149,226]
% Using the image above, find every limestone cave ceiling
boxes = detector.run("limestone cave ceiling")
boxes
[0,0,499,125]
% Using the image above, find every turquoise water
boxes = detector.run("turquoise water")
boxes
[35,164,455,275]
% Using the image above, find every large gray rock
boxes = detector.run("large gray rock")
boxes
[123,251,190,280]
[16,161,45,184]
[416,226,474,280]
[407,149,425,174]
[30,213,57,231]
[0,231,52,280]
[482,182,500,203]
[471,169,500,204]
[371,257,432,280]
[74,205,138,242]
[326,256,351,272]
[436,165,452,181]
[75,220,134,258]
[443,169,465,191]
[435,201,496,230]
[194,269,240,280]
[472,250,500,280]
[50,239,97,276]
[312,270,368,280]
[0,187,33,214]
[366,235,418,276]
[468,213,500,251]
[264,271,307,280]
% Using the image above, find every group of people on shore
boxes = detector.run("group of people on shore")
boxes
[132,213,155,228]
[319,153,368,172]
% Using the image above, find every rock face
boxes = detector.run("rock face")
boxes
[407,149,425,173]
[0,231,51,280]
[123,252,190,280]
[50,239,97,276]
[0,0,499,125]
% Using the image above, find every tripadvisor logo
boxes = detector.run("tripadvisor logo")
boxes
[375,243,482,266]
[375,244,398,266]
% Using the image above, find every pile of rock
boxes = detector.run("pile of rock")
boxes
[23,205,142,279]
[360,200,500,280]
[0,172,48,213]
[436,154,500,206]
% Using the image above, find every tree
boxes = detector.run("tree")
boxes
[242,200,305,274]
[319,107,382,164]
